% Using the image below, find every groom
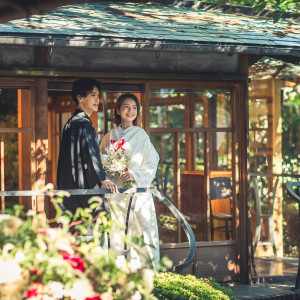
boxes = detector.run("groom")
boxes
[57,78,117,216]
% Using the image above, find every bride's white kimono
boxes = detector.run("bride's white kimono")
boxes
[100,125,160,271]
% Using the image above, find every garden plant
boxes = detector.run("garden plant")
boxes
[0,184,236,299]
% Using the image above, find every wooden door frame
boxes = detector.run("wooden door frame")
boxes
[0,79,49,214]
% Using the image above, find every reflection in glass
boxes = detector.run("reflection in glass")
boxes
[149,89,188,128]
[249,98,269,129]
[195,132,204,171]
[151,132,186,243]
[214,132,232,170]
[149,87,235,243]
[1,133,19,209]
[194,90,231,128]
[249,98,270,173]
[0,89,18,128]
[0,89,19,209]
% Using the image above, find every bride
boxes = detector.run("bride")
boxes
[100,93,160,271]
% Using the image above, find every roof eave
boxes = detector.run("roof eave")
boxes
[0,35,299,57]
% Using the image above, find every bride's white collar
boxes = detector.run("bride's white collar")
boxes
[115,125,137,139]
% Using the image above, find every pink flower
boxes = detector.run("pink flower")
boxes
[62,253,85,271]
[37,228,47,235]
[85,297,101,300]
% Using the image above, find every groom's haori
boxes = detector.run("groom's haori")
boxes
[57,109,107,215]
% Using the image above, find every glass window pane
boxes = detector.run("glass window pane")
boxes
[249,129,269,172]
[0,89,19,209]
[194,90,231,128]
[150,132,187,243]
[195,132,204,171]
[151,132,178,243]
[149,89,188,128]
[0,88,32,210]
[215,132,232,170]
[249,98,269,129]
[1,133,19,209]
[0,89,18,128]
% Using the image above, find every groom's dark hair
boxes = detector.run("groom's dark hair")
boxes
[71,78,101,105]
[114,93,140,126]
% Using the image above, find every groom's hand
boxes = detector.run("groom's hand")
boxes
[101,180,118,193]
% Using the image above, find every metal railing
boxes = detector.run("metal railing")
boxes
[249,172,300,249]
[287,182,300,290]
[0,187,195,274]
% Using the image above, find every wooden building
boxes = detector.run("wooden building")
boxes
[0,1,299,283]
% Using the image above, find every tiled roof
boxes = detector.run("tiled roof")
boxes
[249,56,300,80]
[0,1,299,55]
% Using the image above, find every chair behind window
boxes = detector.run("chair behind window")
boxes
[210,176,233,240]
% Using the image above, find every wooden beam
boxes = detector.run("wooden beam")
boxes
[0,69,248,82]
[35,46,48,68]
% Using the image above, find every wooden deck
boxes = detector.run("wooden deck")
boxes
[254,256,299,277]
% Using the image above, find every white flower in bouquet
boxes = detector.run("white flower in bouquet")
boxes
[101,139,132,188]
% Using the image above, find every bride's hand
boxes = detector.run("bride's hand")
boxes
[120,171,134,183]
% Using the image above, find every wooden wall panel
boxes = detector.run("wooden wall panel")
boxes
[194,243,238,281]
[160,242,238,281]
[18,89,32,210]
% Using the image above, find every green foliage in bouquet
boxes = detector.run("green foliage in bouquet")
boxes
[0,185,157,300]
[153,272,237,300]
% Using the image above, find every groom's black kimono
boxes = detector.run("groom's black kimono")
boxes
[57,109,107,214]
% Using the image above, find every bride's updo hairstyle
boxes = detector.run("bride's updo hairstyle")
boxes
[114,93,141,126]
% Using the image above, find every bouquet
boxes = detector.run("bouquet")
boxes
[101,139,132,188]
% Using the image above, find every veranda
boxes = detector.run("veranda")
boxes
[0,1,299,285]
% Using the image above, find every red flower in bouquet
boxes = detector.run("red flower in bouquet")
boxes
[111,139,125,151]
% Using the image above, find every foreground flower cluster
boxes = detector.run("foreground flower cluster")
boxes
[0,201,156,300]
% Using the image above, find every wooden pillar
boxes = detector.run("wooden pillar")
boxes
[142,83,150,135]
[185,90,193,170]
[174,132,181,242]
[235,81,250,284]
[272,78,283,257]
[18,89,32,211]
[0,134,4,211]
[32,79,48,215]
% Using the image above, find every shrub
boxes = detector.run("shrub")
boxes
[0,187,157,300]
[153,272,237,300]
